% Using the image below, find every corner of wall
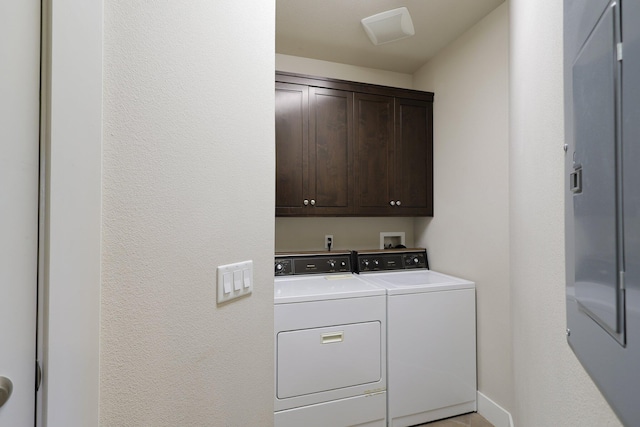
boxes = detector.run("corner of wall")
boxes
[411,2,513,414]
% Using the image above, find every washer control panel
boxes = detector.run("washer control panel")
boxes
[274,252,352,276]
[356,249,428,273]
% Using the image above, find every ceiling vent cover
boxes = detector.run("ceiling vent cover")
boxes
[361,7,415,46]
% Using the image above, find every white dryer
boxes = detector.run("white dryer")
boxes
[355,249,477,427]
[274,251,387,427]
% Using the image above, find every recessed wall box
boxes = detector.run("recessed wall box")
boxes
[380,232,406,249]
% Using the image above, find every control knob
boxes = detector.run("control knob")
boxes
[328,260,336,269]
[275,263,284,273]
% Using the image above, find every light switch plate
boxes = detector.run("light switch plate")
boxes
[217,260,253,303]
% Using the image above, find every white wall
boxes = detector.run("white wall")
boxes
[275,54,416,252]
[275,217,415,252]
[413,3,513,414]
[43,0,102,425]
[277,54,413,89]
[101,1,275,425]
[509,0,621,425]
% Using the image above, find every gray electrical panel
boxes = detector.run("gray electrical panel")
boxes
[565,0,640,425]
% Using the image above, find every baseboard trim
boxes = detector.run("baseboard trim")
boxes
[477,391,514,427]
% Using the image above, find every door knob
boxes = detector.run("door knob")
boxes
[0,376,13,408]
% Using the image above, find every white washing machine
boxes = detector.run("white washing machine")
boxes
[355,249,477,427]
[274,251,387,427]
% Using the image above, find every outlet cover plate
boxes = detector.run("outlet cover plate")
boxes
[325,235,334,249]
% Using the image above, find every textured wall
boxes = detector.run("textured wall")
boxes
[413,4,513,413]
[101,1,275,425]
[509,0,621,425]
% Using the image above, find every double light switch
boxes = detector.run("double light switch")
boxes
[217,260,253,303]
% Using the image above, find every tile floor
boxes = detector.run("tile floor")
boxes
[418,412,494,427]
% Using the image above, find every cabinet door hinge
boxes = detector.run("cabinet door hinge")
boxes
[617,42,623,61]
[35,360,42,392]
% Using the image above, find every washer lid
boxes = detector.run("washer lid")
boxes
[359,270,475,295]
[274,274,385,303]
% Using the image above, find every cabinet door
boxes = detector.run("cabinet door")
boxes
[309,87,354,215]
[394,98,433,215]
[354,93,395,214]
[275,83,308,215]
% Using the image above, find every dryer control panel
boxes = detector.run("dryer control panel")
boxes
[355,249,429,273]
[274,252,352,276]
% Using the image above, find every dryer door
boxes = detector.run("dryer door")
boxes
[276,321,381,399]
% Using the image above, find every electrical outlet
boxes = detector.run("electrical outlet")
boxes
[325,235,334,249]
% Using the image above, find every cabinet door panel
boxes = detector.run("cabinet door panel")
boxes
[395,98,433,214]
[354,94,394,211]
[310,88,353,214]
[276,83,308,214]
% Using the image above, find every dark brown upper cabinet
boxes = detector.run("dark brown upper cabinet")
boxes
[276,82,354,215]
[275,72,433,217]
[353,95,433,216]
[353,94,395,212]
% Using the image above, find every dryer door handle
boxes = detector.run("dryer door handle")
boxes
[321,331,344,344]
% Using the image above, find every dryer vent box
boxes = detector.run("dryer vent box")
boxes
[380,232,405,249]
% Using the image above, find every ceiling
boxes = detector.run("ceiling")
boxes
[276,0,505,74]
